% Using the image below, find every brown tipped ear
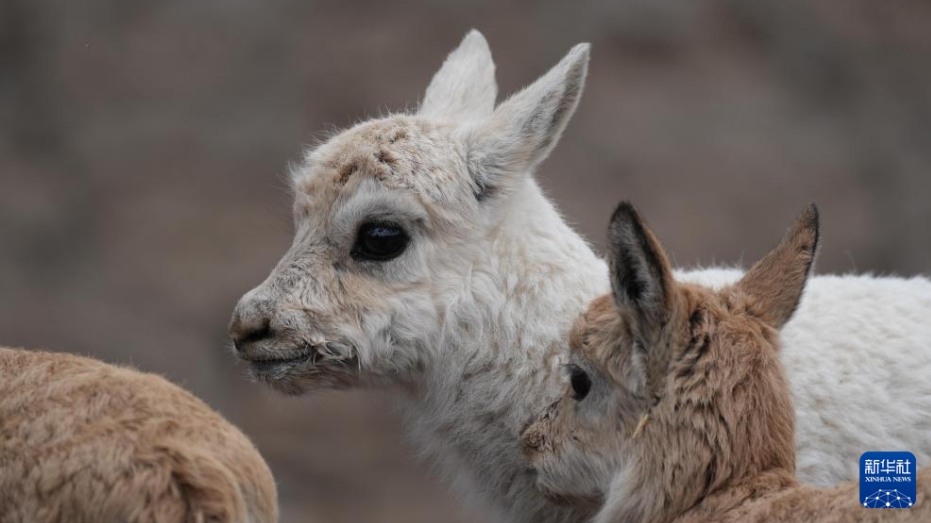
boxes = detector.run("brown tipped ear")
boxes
[738,204,820,329]
[608,202,676,339]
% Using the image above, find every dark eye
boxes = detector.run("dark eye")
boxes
[352,221,410,261]
[569,365,592,401]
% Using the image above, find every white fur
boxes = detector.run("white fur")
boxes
[231,31,931,523]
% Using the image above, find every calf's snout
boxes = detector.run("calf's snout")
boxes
[229,294,274,355]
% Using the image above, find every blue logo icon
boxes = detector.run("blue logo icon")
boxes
[860,451,916,508]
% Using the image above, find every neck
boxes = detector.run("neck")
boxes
[398,178,607,523]
[594,467,796,523]
[672,470,797,523]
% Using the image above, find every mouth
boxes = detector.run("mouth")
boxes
[238,342,362,391]
[242,348,313,377]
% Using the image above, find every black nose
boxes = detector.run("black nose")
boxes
[229,300,272,353]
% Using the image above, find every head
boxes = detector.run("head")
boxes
[521,203,819,520]
[228,31,590,394]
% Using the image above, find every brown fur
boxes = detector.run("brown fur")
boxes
[522,204,930,523]
[0,348,278,523]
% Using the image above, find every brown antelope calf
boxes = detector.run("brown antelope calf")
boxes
[0,348,278,523]
[521,203,930,523]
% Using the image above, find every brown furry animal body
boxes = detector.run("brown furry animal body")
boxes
[0,348,278,523]
[521,203,930,523]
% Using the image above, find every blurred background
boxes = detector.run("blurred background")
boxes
[2,0,930,521]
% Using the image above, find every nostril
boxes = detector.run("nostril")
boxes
[230,312,272,350]
[241,318,271,344]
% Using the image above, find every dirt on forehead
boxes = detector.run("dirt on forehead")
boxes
[294,116,461,198]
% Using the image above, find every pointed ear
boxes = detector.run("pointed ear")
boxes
[419,30,497,120]
[462,43,589,201]
[738,205,820,329]
[608,202,676,339]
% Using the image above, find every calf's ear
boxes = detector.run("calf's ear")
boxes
[461,43,589,201]
[420,30,498,120]
[737,205,820,329]
[607,202,675,341]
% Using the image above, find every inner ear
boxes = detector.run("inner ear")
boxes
[607,202,675,338]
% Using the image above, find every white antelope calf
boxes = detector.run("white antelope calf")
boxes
[522,203,930,523]
[229,29,931,523]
